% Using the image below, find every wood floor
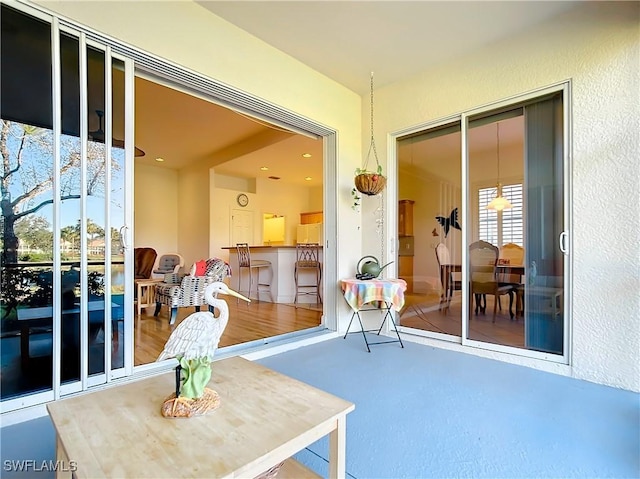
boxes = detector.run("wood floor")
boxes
[399,291,525,349]
[134,301,323,365]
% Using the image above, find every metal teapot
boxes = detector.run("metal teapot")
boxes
[357,255,393,278]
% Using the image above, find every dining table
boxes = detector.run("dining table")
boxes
[440,263,526,317]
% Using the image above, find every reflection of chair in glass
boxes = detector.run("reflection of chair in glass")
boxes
[152,253,184,279]
[469,240,514,322]
[154,258,230,325]
[498,243,525,316]
[134,247,157,279]
[294,243,322,307]
[435,243,461,313]
[236,243,272,302]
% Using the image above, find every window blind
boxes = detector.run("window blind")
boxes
[478,183,523,246]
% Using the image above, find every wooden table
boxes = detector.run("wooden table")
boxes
[47,356,355,479]
[135,278,164,315]
[340,278,406,352]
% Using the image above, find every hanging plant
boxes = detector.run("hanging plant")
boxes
[355,72,387,196]
[351,187,362,211]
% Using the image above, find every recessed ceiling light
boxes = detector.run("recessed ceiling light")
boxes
[305,177,312,181]
[302,153,312,158]
[155,157,164,162]
[260,166,269,171]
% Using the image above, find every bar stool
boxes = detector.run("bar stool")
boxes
[236,243,272,302]
[294,243,322,307]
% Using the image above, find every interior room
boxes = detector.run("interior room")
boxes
[131,76,326,366]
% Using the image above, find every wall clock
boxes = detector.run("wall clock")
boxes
[237,193,249,207]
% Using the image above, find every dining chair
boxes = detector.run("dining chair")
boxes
[469,240,514,322]
[236,243,272,303]
[498,242,525,316]
[435,243,461,313]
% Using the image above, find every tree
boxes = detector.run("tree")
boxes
[14,215,53,255]
[1,119,119,264]
[61,224,80,252]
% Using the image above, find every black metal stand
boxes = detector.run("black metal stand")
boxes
[343,301,404,352]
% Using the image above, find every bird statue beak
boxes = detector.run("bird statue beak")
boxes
[219,283,251,303]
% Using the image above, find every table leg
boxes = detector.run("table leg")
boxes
[387,310,405,348]
[343,311,371,352]
[328,415,347,479]
[137,282,143,316]
[55,436,73,479]
[20,323,30,370]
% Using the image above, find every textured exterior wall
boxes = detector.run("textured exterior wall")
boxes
[372,2,640,391]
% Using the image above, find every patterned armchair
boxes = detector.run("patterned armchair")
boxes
[153,258,231,325]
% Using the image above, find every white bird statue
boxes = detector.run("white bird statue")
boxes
[157,281,250,415]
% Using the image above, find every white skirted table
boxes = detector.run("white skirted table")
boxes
[340,278,406,352]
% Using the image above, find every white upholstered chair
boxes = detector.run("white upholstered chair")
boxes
[152,253,184,279]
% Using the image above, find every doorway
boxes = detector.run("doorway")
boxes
[131,75,328,367]
[396,84,569,361]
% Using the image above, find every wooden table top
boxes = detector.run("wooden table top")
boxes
[47,356,354,479]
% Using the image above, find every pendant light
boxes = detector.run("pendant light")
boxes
[486,121,512,211]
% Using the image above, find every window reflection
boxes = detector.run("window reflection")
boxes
[0,120,55,399]
[397,125,463,337]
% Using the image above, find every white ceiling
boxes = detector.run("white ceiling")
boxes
[136,1,581,185]
[196,1,581,94]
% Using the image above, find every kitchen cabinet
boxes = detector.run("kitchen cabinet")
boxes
[399,256,413,293]
[297,223,323,244]
[398,200,414,237]
[300,211,323,224]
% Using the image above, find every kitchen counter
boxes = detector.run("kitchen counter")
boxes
[222,245,323,249]
[224,245,323,303]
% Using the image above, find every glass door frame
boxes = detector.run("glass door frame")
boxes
[390,81,571,365]
[0,8,135,413]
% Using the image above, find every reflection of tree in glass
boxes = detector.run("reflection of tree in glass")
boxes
[14,215,53,257]
[0,119,120,264]
[61,224,80,253]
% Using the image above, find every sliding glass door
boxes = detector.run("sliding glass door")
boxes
[0,4,134,410]
[397,123,463,338]
[397,84,569,361]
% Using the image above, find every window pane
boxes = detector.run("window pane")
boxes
[1,7,54,401]
[468,116,525,348]
[397,123,463,337]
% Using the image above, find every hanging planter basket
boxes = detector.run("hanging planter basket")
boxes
[355,172,387,196]
[355,72,387,197]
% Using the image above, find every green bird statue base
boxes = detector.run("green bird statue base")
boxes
[161,387,221,418]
